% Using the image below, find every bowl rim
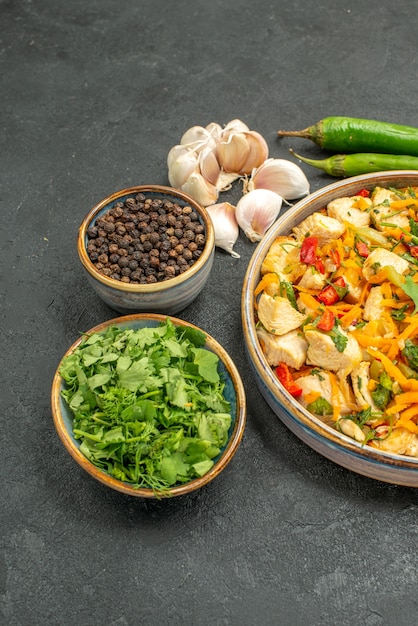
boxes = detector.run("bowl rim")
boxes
[51,313,247,498]
[77,185,215,293]
[242,171,418,475]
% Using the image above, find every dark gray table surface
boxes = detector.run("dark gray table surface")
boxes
[2,1,417,624]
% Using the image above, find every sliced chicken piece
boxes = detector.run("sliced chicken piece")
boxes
[362,248,410,281]
[370,206,410,232]
[261,236,302,282]
[292,212,346,245]
[304,328,362,373]
[350,361,380,412]
[297,267,327,291]
[371,186,401,205]
[363,285,403,338]
[327,196,371,227]
[370,187,409,231]
[337,418,367,443]
[342,274,363,304]
[296,370,353,415]
[370,429,418,457]
[363,285,384,321]
[257,293,307,335]
[257,327,308,369]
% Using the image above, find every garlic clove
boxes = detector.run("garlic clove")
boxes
[240,131,269,175]
[216,132,250,174]
[206,202,240,257]
[198,146,221,187]
[168,147,199,188]
[235,188,283,242]
[180,125,216,151]
[247,158,310,200]
[221,119,250,136]
[167,144,190,170]
[181,171,219,207]
[205,122,223,143]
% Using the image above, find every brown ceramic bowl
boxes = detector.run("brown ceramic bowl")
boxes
[51,313,246,497]
[242,171,418,487]
[77,185,215,315]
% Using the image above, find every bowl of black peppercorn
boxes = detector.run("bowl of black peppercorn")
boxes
[78,185,215,314]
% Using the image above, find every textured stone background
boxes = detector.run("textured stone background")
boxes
[1,1,417,624]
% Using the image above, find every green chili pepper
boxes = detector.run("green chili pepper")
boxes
[289,149,418,178]
[278,116,418,156]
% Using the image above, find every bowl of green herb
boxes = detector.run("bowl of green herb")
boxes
[51,314,246,497]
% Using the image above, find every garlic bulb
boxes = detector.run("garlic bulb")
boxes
[180,170,219,207]
[246,158,310,200]
[167,119,279,207]
[206,202,240,258]
[235,188,283,242]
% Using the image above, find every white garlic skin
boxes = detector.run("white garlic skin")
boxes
[235,188,283,242]
[180,125,216,151]
[167,146,199,188]
[206,202,240,258]
[247,158,310,200]
[180,170,219,207]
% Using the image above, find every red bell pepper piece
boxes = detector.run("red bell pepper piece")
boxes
[317,285,339,306]
[300,236,319,264]
[317,276,346,305]
[300,236,325,274]
[275,362,303,397]
[409,246,418,258]
[356,241,370,257]
[356,188,370,197]
[317,309,335,331]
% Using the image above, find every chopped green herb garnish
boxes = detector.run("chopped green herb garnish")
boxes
[59,319,232,493]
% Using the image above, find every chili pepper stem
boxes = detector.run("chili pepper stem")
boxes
[278,127,312,139]
[289,149,341,176]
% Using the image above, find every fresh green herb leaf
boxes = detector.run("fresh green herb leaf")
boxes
[329,327,348,353]
[391,304,409,321]
[306,396,333,416]
[401,275,418,314]
[59,319,232,493]
[279,280,298,310]
[402,339,418,371]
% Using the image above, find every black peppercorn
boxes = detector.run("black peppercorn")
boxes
[87,225,98,238]
[86,195,206,284]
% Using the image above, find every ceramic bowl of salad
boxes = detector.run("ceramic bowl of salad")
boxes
[51,313,246,498]
[242,170,418,487]
[78,185,215,315]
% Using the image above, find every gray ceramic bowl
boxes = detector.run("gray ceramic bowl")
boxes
[51,313,247,498]
[242,171,418,487]
[77,185,215,315]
